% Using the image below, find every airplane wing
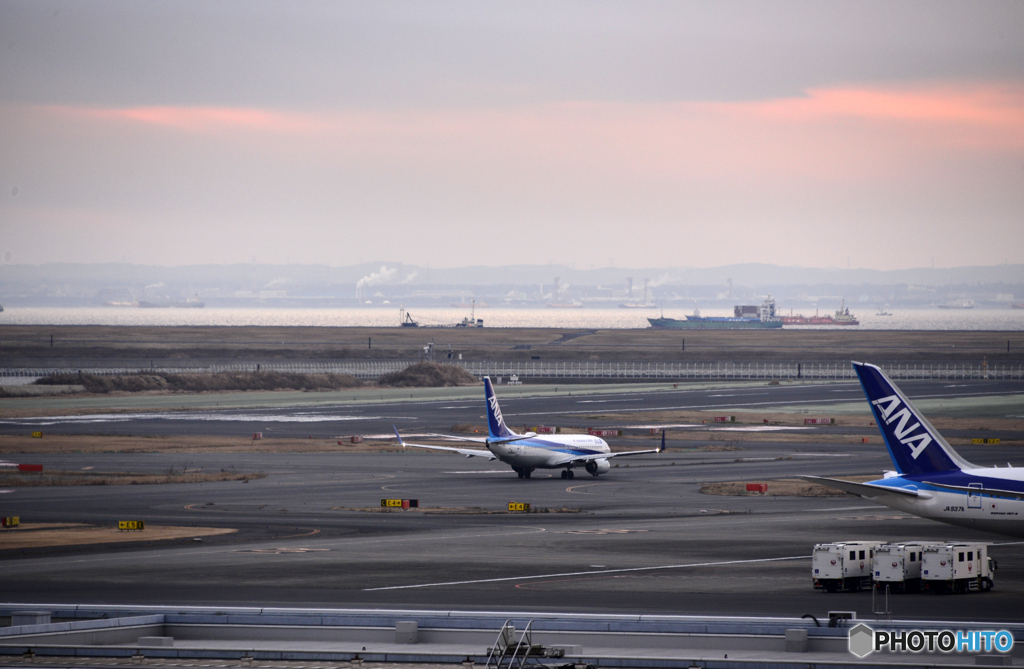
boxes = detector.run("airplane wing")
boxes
[800,475,923,499]
[551,430,666,467]
[423,432,538,445]
[922,480,1024,501]
[393,427,497,460]
[551,448,662,467]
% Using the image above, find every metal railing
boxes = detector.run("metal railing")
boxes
[1,361,1021,381]
[486,619,546,669]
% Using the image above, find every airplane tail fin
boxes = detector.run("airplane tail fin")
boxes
[484,377,516,440]
[852,361,971,476]
[658,430,666,453]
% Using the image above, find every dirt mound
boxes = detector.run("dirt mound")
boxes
[700,476,876,497]
[35,371,363,393]
[377,362,481,387]
[0,469,266,486]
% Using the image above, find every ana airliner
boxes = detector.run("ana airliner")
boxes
[805,361,1024,538]
[394,377,663,479]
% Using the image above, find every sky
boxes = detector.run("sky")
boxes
[1,1,1023,271]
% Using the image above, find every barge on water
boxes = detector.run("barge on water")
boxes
[648,296,782,330]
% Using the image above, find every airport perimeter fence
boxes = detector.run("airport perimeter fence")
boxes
[3,361,1023,381]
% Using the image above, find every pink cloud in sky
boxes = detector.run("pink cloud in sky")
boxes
[7,80,1023,268]
[23,79,1023,224]
[54,80,1023,141]
[735,83,1024,152]
[30,80,1023,190]
[70,105,332,135]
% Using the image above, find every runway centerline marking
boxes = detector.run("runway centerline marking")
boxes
[363,555,808,591]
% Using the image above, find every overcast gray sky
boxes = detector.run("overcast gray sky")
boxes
[2,1,1022,270]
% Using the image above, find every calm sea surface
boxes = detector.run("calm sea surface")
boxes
[1,307,1023,330]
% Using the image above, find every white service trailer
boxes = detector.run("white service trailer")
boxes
[922,543,995,593]
[812,541,882,592]
[873,542,929,592]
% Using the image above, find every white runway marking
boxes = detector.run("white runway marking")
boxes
[0,412,378,425]
[621,423,696,429]
[708,426,811,432]
[792,453,852,457]
[507,389,1021,417]
[363,554,808,591]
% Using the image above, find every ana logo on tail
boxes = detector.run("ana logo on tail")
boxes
[489,394,506,432]
[870,394,933,460]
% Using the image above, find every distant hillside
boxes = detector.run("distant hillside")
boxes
[1,261,1021,308]
[4,261,1024,287]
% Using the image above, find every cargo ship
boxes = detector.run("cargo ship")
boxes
[648,296,782,329]
[781,300,859,326]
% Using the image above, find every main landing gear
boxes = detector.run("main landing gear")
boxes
[514,467,533,479]
[560,469,575,479]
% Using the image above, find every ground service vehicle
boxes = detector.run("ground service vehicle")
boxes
[812,541,882,592]
[873,542,928,592]
[922,543,995,593]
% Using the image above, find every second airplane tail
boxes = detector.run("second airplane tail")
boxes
[852,361,971,477]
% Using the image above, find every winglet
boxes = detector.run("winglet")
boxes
[392,425,406,447]
[658,429,666,453]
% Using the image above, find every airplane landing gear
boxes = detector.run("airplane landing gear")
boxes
[515,468,532,479]
[560,469,575,479]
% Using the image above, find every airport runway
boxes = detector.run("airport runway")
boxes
[2,378,1023,440]
[2,379,1024,623]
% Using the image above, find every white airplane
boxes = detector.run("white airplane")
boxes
[394,377,663,479]
[805,361,1024,537]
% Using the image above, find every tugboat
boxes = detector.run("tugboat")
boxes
[648,295,783,329]
[832,301,859,325]
[455,300,484,327]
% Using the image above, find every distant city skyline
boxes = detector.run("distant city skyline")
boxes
[2,2,1023,271]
